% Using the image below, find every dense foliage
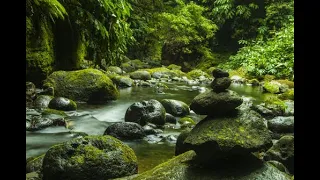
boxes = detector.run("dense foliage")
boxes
[26,0,294,80]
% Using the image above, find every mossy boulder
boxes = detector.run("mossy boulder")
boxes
[109,75,134,88]
[121,59,150,73]
[160,99,190,117]
[43,69,119,104]
[130,70,151,80]
[48,97,77,111]
[175,129,192,155]
[121,62,135,73]
[167,64,181,70]
[26,172,41,180]
[184,110,272,161]
[165,113,177,124]
[276,80,294,88]
[187,69,211,79]
[42,135,138,180]
[252,95,287,118]
[143,67,177,79]
[42,108,67,116]
[263,81,281,94]
[279,89,294,100]
[34,95,53,109]
[190,90,243,116]
[106,66,123,74]
[26,154,45,173]
[104,122,145,140]
[264,135,294,174]
[212,68,229,78]
[268,116,294,133]
[115,150,291,180]
[125,99,166,126]
[211,77,231,92]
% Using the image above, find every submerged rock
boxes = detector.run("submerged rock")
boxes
[125,99,166,126]
[48,97,77,111]
[264,135,294,174]
[115,150,291,180]
[190,90,243,116]
[42,135,138,180]
[160,99,190,117]
[43,69,119,104]
[104,122,145,140]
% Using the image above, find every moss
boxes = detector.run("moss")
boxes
[167,64,181,70]
[263,94,287,112]
[248,79,260,86]
[76,35,88,69]
[187,69,211,79]
[264,75,276,82]
[26,17,55,86]
[279,89,294,100]
[42,108,67,116]
[207,67,216,74]
[178,117,196,125]
[263,81,280,94]
[43,69,119,103]
[276,79,294,88]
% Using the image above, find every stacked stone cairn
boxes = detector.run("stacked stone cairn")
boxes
[179,68,273,163]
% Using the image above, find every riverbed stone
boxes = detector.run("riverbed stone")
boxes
[48,97,77,111]
[165,113,177,124]
[26,116,66,131]
[264,135,294,174]
[42,135,138,180]
[130,70,151,80]
[34,95,53,109]
[104,122,145,140]
[190,90,243,116]
[183,109,272,161]
[160,99,190,117]
[268,116,294,133]
[211,77,231,92]
[43,69,119,104]
[125,99,166,126]
[26,154,45,173]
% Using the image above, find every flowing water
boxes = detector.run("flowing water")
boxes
[26,82,264,173]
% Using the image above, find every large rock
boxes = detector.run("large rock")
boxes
[212,68,229,78]
[106,66,123,74]
[263,81,281,94]
[125,99,166,126]
[42,135,138,180]
[130,70,151,80]
[115,150,291,180]
[33,95,53,109]
[190,90,243,116]
[26,116,66,131]
[268,116,294,133]
[183,110,272,161]
[43,69,119,104]
[264,135,294,174]
[165,113,177,124]
[48,97,77,111]
[211,77,231,92]
[160,99,190,117]
[111,75,134,88]
[104,122,145,140]
[175,129,192,155]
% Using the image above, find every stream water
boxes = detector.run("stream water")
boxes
[26,82,264,173]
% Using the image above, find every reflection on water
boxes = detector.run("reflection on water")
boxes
[26,82,263,171]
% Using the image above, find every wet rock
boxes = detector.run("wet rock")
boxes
[48,97,77,111]
[190,90,243,116]
[26,172,41,180]
[42,135,138,180]
[165,113,177,124]
[104,122,145,140]
[160,99,190,117]
[111,75,134,88]
[263,81,281,94]
[26,82,36,107]
[268,116,294,133]
[267,160,290,174]
[211,77,231,92]
[106,66,123,74]
[125,99,166,126]
[284,100,294,116]
[212,68,229,78]
[34,95,53,109]
[264,135,294,174]
[231,75,246,84]
[26,116,66,131]
[175,129,192,156]
[26,154,44,173]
